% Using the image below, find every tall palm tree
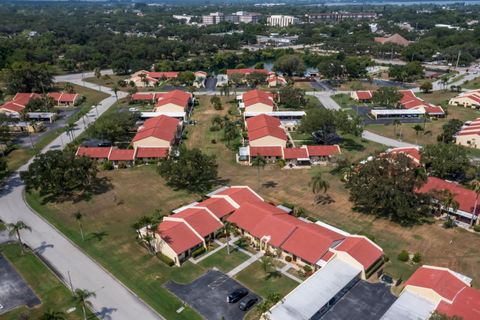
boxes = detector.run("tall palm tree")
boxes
[39,310,66,320]
[470,180,480,226]
[73,288,96,320]
[112,84,119,100]
[393,119,401,137]
[7,220,31,255]
[73,211,85,241]
[223,221,234,255]
[441,190,459,220]
[251,155,267,187]
[259,256,272,275]
[309,172,329,195]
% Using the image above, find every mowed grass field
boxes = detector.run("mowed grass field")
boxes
[23,92,480,320]
[1,243,91,320]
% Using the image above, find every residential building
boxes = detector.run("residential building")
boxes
[455,118,480,148]
[0,92,79,117]
[132,115,181,149]
[416,176,480,226]
[126,70,179,87]
[243,111,306,131]
[306,12,377,22]
[267,75,287,87]
[238,89,275,113]
[267,15,300,27]
[374,33,411,47]
[193,71,207,88]
[381,266,480,320]
[226,68,269,81]
[154,90,193,115]
[246,144,341,166]
[246,114,288,148]
[350,90,373,102]
[448,89,480,109]
[202,12,224,25]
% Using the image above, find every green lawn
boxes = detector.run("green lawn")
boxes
[199,247,250,273]
[1,243,91,320]
[235,261,298,299]
[463,76,480,90]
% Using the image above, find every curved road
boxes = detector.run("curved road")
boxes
[0,71,163,320]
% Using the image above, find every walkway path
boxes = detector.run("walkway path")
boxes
[362,130,419,148]
[306,91,342,111]
[276,263,302,284]
[226,251,264,277]
[0,71,162,320]
[191,236,240,264]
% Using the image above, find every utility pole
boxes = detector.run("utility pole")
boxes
[455,50,462,69]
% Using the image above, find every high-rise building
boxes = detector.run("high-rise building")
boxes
[306,12,377,23]
[267,15,300,27]
[202,12,225,25]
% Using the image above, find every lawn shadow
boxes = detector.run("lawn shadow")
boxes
[315,194,335,205]
[88,231,108,242]
[265,270,282,280]
[340,138,366,152]
[262,181,278,188]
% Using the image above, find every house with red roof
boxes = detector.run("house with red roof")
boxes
[154,90,192,115]
[227,68,269,77]
[76,147,112,162]
[399,90,445,117]
[108,149,136,167]
[455,117,480,149]
[246,114,288,148]
[449,89,480,109]
[132,115,181,149]
[416,176,480,225]
[267,75,287,88]
[387,146,422,165]
[374,33,411,46]
[126,70,179,87]
[0,92,79,117]
[382,265,480,320]
[240,89,276,113]
[351,90,373,102]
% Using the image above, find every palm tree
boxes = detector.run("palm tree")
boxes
[470,180,480,226]
[223,221,235,255]
[251,154,267,187]
[393,119,401,137]
[73,211,84,241]
[440,190,459,220]
[309,172,329,195]
[7,220,31,255]
[40,310,66,320]
[412,124,424,144]
[259,256,272,275]
[112,84,119,100]
[73,288,96,320]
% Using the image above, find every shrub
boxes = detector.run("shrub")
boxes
[397,250,409,262]
[412,252,422,263]
[443,217,456,229]
[306,216,317,223]
[102,160,113,170]
[157,253,174,267]
[211,139,217,144]
[118,162,127,169]
[192,246,206,258]
[285,256,292,262]
[209,125,220,132]
[473,224,480,232]
[276,159,286,168]
[383,255,390,263]
[303,265,313,273]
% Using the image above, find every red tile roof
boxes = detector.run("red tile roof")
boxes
[374,33,410,46]
[227,202,286,235]
[306,145,341,157]
[416,177,480,215]
[388,147,421,164]
[141,115,180,131]
[156,90,191,109]
[157,220,203,254]
[399,90,444,115]
[195,197,236,219]
[281,223,344,264]
[242,90,275,109]
[135,147,169,159]
[249,146,283,157]
[76,147,111,159]
[246,114,281,131]
[405,266,469,301]
[133,115,180,144]
[248,126,288,142]
[214,186,264,206]
[131,93,155,101]
[0,101,26,113]
[147,71,179,79]
[437,286,480,320]
[108,149,135,161]
[132,127,177,143]
[47,92,78,103]
[334,236,383,270]
[227,68,269,75]
[173,208,223,237]
[355,91,373,100]
[283,147,309,159]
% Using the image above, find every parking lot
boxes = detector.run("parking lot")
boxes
[321,281,396,320]
[165,270,260,320]
[0,254,40,315]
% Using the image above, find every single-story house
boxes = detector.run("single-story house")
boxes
[246,113,288,147]
[76,146,112,161]
[399,90,445,117]
[416,176,480,226]
[267,75,287,88]
[0,92,79,117]
[374,33,411,46]
[449,89,480,109]
[154,90,192,115]
[108,148,136,167]
[132,115,181,149]
[387,146,422,165]
[240,89,275,113]
[351,90,373,102]
[381,265,480,320]
[227,68,269,78]
[126,70,179,87]
[246,144,341,166]
[135,147,169,161]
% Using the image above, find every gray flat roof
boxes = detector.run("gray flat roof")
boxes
[380,290,436,320]
[269,258,361,320]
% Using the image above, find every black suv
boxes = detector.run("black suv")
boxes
[227,288,248,303]
[239,297,258,311]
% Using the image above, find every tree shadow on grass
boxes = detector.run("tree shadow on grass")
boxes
[41,177,113,204]
[88,231,108,242]
[314,194,335,205]
[262,181,278,188]
[340,138,366,152]
[265,270,282,280]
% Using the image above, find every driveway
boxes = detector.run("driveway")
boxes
[0,253,41,315]
[362,130,419,148]
[321,281,396,320]
[165,270,260,320]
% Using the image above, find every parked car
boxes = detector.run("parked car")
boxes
[227,288,248,303]
[239,296,258,311]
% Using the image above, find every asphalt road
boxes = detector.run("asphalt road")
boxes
[0,71,162,320]
[362,130,419,148]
